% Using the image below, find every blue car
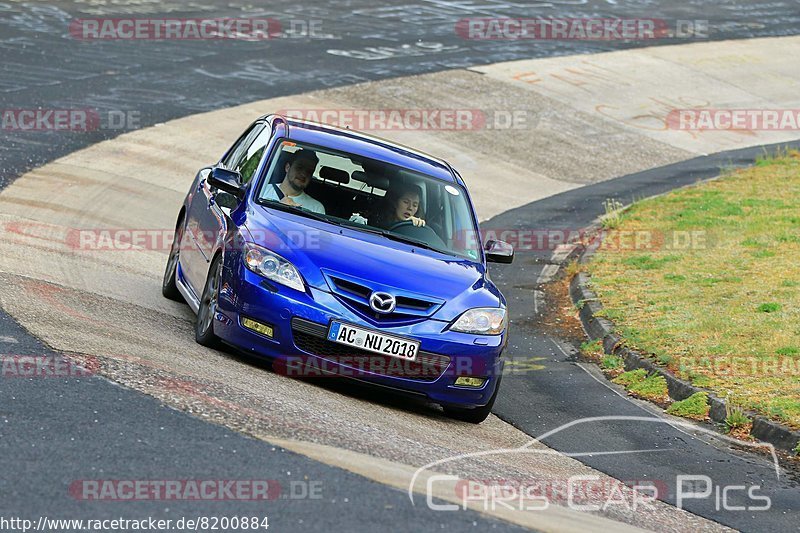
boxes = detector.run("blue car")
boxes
[162,115,514,423]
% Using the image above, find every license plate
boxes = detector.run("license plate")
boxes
[327,321,419,361]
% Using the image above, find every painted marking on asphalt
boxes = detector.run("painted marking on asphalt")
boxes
[536,264,560,284]
[550,337,578,360]
[551,243,577,263]
[533,289,544,315]
[0,336,19,344]
[572,360,760,460]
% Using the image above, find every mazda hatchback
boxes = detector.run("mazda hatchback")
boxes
[162,115,514,423]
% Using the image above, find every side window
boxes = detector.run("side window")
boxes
[221,123,266,177]
[236,127,274,185]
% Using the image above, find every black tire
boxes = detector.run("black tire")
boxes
[195,255,222,348]
[162,216,186,302]
[443,375,502,424]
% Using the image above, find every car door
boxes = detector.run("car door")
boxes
[182,122,266,293]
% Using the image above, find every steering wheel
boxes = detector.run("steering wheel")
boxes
[387,219,417,231]
[387,220,447,249]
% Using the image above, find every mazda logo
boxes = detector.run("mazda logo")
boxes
[369,291,396,314]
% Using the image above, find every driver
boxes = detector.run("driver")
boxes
[263,149,325,214]
[353,183,426,229]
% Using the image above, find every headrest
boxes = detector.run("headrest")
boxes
[352,171,389,189]
[319,166,349,184]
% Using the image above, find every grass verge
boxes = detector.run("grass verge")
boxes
[587,150,800,428]
[612,369,670,403]
[666,392,710,420]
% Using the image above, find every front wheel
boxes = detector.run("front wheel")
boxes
[442,376,502,424]
[195,255,222,348]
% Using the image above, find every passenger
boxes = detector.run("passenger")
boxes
[263,149,325,214]
[351,183,426,229]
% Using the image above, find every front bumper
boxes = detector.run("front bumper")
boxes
[214,261,506,408]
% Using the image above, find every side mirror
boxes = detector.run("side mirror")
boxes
[208,167,245,200]
[485,239,514,264]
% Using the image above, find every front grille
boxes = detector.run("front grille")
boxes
[326,274,442,322]
[395,295,434,311]
[291,318,450,382]
[331,277,371,299]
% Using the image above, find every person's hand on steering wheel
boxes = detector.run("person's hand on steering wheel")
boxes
[388,217,426,231]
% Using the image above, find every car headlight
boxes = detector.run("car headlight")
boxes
[244,243,305,292]
[450,307,507,335]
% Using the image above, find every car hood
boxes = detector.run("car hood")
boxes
[244,206,503,321]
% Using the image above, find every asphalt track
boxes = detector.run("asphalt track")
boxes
[2,1,800,532]
[0,310,528,532]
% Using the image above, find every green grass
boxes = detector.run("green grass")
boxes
[600,198,625,230]
[611,369,669,401]
[667,392,710,420]
[794,441,800,456]
[656,353,674,366]
[628,374,669,401]
[580,339,603,356]
[587,150,800,428]
[612,369,647,387]
[724,405,751,434]
[621,254,680,270]
[565,259,584,279]
[601,355,624,370]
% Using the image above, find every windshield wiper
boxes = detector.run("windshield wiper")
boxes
[260,200,341,226]
[374,230,448,254]
[337,220,448,253]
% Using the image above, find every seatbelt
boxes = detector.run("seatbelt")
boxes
[272,184,285,200]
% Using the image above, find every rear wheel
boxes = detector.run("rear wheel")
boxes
[195,255,222,348]
[443,375,502,424]
[162,216,185,302]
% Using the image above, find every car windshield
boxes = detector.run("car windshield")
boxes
[256,140,482,261]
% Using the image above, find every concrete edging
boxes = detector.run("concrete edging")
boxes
[569,247,800,454]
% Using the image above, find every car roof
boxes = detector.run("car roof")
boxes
[261,114,459,183]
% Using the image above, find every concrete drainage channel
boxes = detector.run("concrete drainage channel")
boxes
[2,34,800,531]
